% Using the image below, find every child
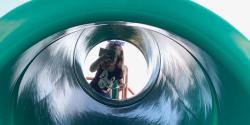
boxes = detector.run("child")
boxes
[89,41,125,97]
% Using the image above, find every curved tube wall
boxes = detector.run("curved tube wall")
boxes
[0,1,250,125]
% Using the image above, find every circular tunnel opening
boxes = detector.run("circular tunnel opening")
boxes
[73,23,161,106]
[83,40,149,100]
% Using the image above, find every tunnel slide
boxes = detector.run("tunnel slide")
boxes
[0,0,250,125]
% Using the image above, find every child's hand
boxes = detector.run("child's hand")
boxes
[100,55,114,64]
[118,79,126,89]
[90,55,112,72]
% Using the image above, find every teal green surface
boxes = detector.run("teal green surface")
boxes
[0,0,250,125]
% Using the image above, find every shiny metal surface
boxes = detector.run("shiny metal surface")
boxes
[12,22,219,125]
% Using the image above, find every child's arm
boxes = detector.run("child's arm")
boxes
[119,66,128,88]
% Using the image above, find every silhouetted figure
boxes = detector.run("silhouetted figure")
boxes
[89,41,125,97]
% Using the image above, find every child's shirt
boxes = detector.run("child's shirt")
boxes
[90,67,123,94]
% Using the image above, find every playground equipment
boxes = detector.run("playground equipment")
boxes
[0,0,250,125]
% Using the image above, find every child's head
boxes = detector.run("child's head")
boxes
[104,40,124,68]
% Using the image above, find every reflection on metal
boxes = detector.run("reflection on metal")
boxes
[11,22,219,125]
